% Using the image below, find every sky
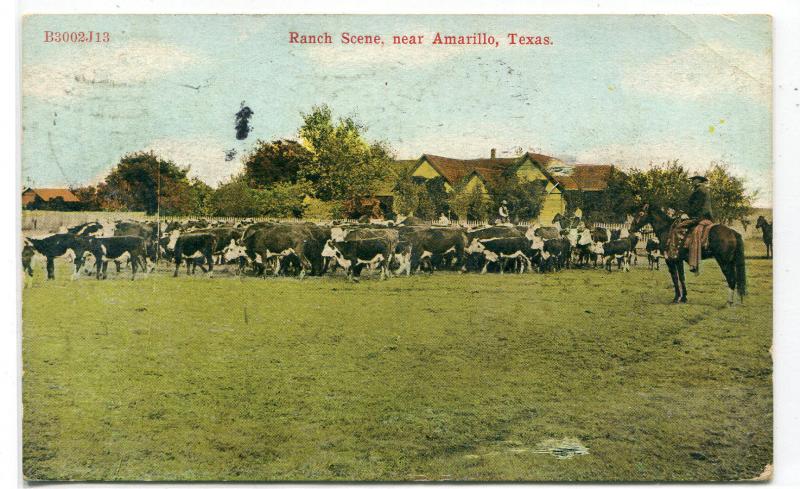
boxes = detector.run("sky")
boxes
[21,15,772,205]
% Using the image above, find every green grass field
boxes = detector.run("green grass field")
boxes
[21,240,772,481]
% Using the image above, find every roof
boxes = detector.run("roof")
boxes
[553,175,580,191]
[412,153,614,192]
[522,152,564,170]
[571,164,613,191]
[22,188,80,202]
[420,154,518,186]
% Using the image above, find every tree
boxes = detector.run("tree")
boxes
[101,151,196,215]
[448,184,491,221]
[243,139,312,187]
[259,180,313,218]
[209,175,263,217]
[706,163,755,224]
[298,105,392,204]
[488,174,545,221]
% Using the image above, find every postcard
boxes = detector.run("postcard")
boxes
[20,14,772,481]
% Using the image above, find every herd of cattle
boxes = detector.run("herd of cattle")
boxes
[21,217,662,281]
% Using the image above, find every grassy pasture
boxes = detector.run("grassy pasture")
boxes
[21,239,772,481]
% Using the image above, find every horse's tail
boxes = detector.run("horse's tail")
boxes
[735,231,747,297]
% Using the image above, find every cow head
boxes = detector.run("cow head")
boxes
[222,239,248,263]
[323,240,352,269]
[465,238,486,255]
[529,235,545,251]
[330,227,348,242]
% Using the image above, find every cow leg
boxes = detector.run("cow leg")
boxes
[173,256,181,277]
[298,255,312,279]
[45,257,55,280]
[205,251,214,277]
[131,254,138,280]
[102,261,109,279]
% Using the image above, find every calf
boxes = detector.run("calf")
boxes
[85,236,148,280]
[646,237,662,270]
[172,233,217,277]
[465,237,532,274]
[326,228,399,281]
[543,238,572,271]
[594,238,633,272]
[395,227,467,275]
[25,234,89,280]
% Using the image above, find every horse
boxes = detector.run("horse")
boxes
[755,215,772,258]
[630,204,746,306]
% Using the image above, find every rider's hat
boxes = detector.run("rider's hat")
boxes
[501,200,508,204]
[689,174,708,183]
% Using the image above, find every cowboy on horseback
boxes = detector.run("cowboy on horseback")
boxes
[670,174,714,274]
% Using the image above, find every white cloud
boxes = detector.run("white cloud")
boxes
[144,136,243,187]
[23,40,203,99]
[621,42,771,104]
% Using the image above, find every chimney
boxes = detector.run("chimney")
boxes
[490,148,496,159]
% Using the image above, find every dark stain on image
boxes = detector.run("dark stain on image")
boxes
[235,102,254,140]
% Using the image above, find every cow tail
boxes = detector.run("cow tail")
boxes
[735,231,747,298]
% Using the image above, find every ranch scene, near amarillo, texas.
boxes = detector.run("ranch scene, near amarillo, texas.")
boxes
[21,15,772,482]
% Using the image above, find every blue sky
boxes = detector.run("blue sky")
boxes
[22,15,772,204]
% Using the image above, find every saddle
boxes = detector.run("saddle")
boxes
[666,218,716,271]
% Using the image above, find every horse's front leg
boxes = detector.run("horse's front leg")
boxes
[667,260,681,303]
[676,260,688,303]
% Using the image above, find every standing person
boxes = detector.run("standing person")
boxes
[498,200,510,224]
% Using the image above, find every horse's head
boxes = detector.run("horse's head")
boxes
[630,203,652,233]
[756,215,768,229]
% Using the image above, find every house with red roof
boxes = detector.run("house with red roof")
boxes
[21,187,81,210]
[405,150,614,222]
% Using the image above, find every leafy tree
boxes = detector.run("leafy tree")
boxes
[392,170,450,220]
[259,180,313,218]
[489,174,545,221]
[101,151,195,215]
[210,176,263,217]
[448,184,491,221]
[392,171,425,217]
[298,105,392,204]
[706,163,755,224]
[243,139,312,187]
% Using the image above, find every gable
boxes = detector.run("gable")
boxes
[515,160,548,182]
[412,160,443,179]
[463,174,488,194]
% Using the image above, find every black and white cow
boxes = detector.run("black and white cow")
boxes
[464,226,525,272]
[593,238,634,272]
[465,236,532,274]
[21,241,35,277]
[235,223,328,277]
[573,228,597,267]
[645,237,662,270]
[114,220,159,257]
[24,234,89,280]
[67,221,105,237]
[85,236,149,280]
[394,226,467,275]
[543,238,572,271]
[325,228,399,280]
[172,233,217,277]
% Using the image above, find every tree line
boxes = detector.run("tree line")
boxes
[29,105,757,225]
